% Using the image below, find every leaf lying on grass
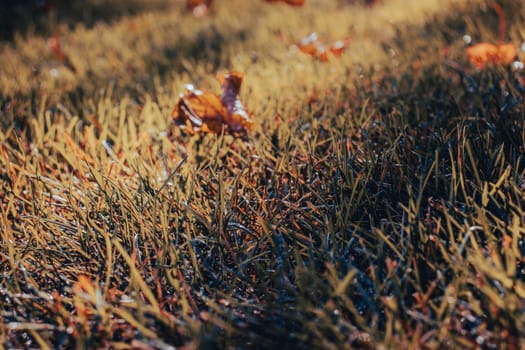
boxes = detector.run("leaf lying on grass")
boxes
[172,71,253,135]
[466,42,517,70]
[297,32,351,62]
[465,3,518,71]
[186,0,213,17]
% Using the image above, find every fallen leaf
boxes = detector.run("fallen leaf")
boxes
[172,85,226,133]
[186,0,213,17]
[216,71,253,133]
[297,33,350,61]
[297,32,326,60]
[466,43,517,70]
[329,37,351,57]
[172,71,253,135]
[465,3,517,70]
[264,0,305,6]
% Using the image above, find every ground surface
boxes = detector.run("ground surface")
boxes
[1,0,525,348]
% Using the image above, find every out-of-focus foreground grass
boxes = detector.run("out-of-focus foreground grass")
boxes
[1,0,525,348]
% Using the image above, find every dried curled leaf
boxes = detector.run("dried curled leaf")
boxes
[186,0,213,17]
[172,86,225,133]
[297,33,350,61]
[466,43,517,70]
[216,71,253,133]
[172,71,253,135]
[264,0,305,6]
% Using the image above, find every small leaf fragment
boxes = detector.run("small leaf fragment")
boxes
[186,0,213,17]
[297,32,350,61]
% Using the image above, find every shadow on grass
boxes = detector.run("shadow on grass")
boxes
[0,0,173,42]
[1,22,247,135]
[194,1,525,347]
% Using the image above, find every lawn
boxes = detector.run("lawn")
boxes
[1,0,525,348]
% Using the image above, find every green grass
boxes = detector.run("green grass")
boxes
[1,0,525,348]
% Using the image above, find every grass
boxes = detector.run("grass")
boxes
[1,0,525,348]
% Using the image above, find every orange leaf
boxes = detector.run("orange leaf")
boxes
[297,33,350,61]
[466,42,517,70]
[494,43,518,65]
[297,32,327,59]
[172,71,253,135]
[264,0,305,6]
[329,37,351,57]
[186,0,213,17]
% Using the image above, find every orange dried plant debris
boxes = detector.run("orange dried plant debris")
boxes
[186,0,213,17]
[48,34,66,62]
[329,37,352,57]
[466,43,517,70]
[72,275,98,321]
[466,3,517,70]
[172,71,253,135]
[264,0,305,6]
[48,34,77,72]
[297,33,350,61]
[73,275,97,297]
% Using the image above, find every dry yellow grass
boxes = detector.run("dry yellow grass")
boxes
[0,0,464,93]
[2,0,525,348]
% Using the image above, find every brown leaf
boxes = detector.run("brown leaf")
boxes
[172,71,253,135]
[216,71,253,133]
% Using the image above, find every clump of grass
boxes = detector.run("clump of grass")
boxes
[1,0,525,348]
